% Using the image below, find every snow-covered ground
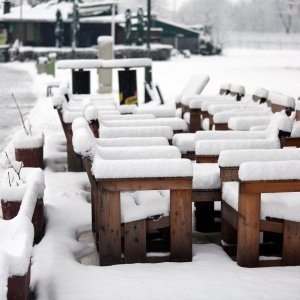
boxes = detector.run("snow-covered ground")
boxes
[1,49,300,299]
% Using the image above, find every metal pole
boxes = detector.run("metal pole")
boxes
[147,0,151,51]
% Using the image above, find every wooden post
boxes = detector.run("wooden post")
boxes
[98,189,121,266]
[124,219,146,263]
[189,109,201,133]
[282,220,300,265]
[237,192,260,267]
[170,189,192,262]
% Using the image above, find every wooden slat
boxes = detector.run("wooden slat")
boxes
[281,137,300,148]
[215,123,229,130]
[189,109,201,133]
[192,190,221,203]
[170,189,192,262]
[196,155,219,163]
[182,152,195,161]
[15,147,43,168]
[99,177,193,192]
[240,180,300,194]
[146,216,170,231]
[271,103,287,113]
[221,202,238,244]
[237,192,261,267]
[282,220,300,265]
[260,219,283,234]
[98,190,121,266]
[124,219,146,263]
[220,167,239,182]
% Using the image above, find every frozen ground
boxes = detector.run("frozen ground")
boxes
[1,49,300,299]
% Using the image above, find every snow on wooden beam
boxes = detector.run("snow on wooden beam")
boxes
[57,58,152,69]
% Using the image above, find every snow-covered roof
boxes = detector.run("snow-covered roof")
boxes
[0,0,124,23]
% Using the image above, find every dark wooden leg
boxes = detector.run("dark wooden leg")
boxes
[170,189,192,262]
[237,193,260,267]
[189,110,200,133]
[282,220,300,266]
[124,219,146,263]
[98,189,121,266]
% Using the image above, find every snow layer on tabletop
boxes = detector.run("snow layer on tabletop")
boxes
[250,125,268,131]
[239,160,300,181]
[193,163,220,189]
[102,117,188,131]
[213,109,271,124]
[118,104,137,114]
[195,130,266,141]
[172,133,195,153]
[72,93,115,102]
[0,215,34,277]
[229,84,245,95]
[52,94,65,109]
[268,91,295,108]
[100,125,173,139]
[72,117,89,132]
[254,88,268,99]
[98,110,120,117]
[222,181,300,222]
[102,58,152,69]
[97,137,169,147]
[98,114,155,121]
[208,103,247,115]
[228,116,271,131]
[218,148,300,167]
[121,191,169,223]
[188,96,227,109]
[97,146,181,160]
[275,110,295,133]
[0,167,44,201]
[97,35,113,45]
[200,99,238,111]
[178,74,210,105]
[63,109,82,123]
[13,129,44,149]
[134,106,176,118]
[92,156,193,179]
[183,112,190,124]
[196,138,280,156]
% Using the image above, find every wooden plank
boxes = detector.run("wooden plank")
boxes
[124,219,146,263]
[281,137,300,148]
[260,219,283,234]
[15,147,43,168]
[99,177,193,192]
[237,192,261,267]
[182,152,195,160]
[189,109,201,133]
[221,202,237,244]
[296,109,300,121]
[220,167,239,182]
[170,189,192,262]
[215,123,229,130]
[271,103,286,113]
[146,216,169,231]
[240,180,300,194]
[192,190,221,203]
[98,190,121,266]
[196,155,219,163]
[282,220,300,265]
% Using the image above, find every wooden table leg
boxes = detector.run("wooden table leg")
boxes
[237,193,260,267]
[98,189,121,266]
[170,189,192,262]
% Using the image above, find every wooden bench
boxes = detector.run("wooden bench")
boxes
[219,150,300,267]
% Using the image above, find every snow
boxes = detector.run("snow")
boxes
[97,146,181,160]
[92,156,193,179]
[96,137,169,147]
[195,130,267,140]
[239,160,300,181]
[57,58,152,69]
[101,118,188,131]
[268,91,295,108]
[291,121,300,137]
[188,96,227,109]
[98,114,156,121]
[228,116,271,131]
[213,109,271,124]
[192,163,221,189]
[99,125,173,139]
[1,50,300,299]
[254,87,268,99]
[72,127,95,158]
[134,106,176,118]
[71,117,89,132]
[220,83,231,90]
[13,129,44,149]
[200,99,238,111]
[0,167,45,202]
[218,148,300,167]
[84,105,99,122]
[97,36,113,46]
[195,138,280,156]
[222,181,300,222]
[229,84,245,95]
[172,133,195,153]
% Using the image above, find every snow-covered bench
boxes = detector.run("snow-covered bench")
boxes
[72,124,192,265]
[219,149,300,267]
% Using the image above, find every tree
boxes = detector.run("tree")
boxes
[276,0,300,33]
